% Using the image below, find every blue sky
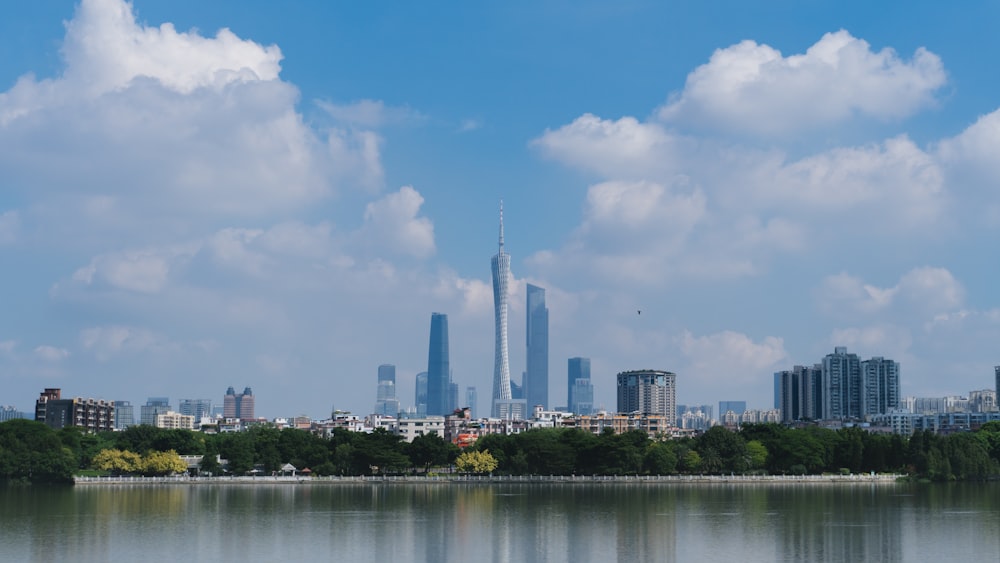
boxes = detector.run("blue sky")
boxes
[3,0,1000,418]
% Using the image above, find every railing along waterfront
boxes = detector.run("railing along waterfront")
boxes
[74,473,901,484]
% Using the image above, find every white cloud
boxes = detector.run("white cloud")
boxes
[658,30,946,135]
[358,186,436,259]
[80,325,171,361]
[72,244,196,293]
[817,267,963,320]
[316,99,422,128]
[532,114,681,179]
[0,0,381,226]
[680,330,787,385]
[828,325,912,360]
[34,345,70,362]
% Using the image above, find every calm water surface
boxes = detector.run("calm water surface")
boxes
[2,482,999,562]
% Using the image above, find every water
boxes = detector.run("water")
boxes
[2,482,999,562]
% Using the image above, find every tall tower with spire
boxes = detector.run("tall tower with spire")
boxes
[491,201,515,418]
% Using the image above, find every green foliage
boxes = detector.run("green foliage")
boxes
[0,420,77,484]
[455,450,498,474]
[406,432,458,473]
[92,448,142,474]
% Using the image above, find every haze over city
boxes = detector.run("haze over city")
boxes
[3,0,1000,419]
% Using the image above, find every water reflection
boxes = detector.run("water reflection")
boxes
[1,482,999,562]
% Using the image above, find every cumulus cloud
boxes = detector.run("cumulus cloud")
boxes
[358,186,436,259]
[317,99,423,128]
[72,244,196,293]
[0,0,383,226]
[80,325,172,361]
[817,267,964,320]
[532,114,681,179]
[680,330,787,385]
[828,325,912,359]
[658,30,946,135]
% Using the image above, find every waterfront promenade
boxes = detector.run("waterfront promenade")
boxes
[74,473,902,485]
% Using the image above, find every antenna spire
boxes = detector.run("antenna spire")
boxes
[499,200,505,251]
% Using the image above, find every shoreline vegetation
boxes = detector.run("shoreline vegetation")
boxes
[4,417,1000,485]
[73,473,903,485]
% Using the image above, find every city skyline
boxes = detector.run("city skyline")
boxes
[4,1,1000,418]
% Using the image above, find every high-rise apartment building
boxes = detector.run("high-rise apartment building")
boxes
[820,348,900,420]
[491,203,524,419]
[993,366,999,400]
[34,388,115,432]
[861,357,900,416]
[427,313,451,416]
[525,284,549,410]
[616,370,676,420]
[568,357,594,415]
[178,399,212,422]
[140,397,171,426]
[775,365,822,422]
[415,371,428,416]
[223,387,255,421]
[374,364,401,416]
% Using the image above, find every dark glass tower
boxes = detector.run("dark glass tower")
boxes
[568,357,593,414]
[525,283,549,409]
[427,313,451,416]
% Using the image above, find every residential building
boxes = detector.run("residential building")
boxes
[861,357,900,416]
[775,365,822,422]
[34,388,114,432]
[823,347,862,419]
[0,405,28,422]
[525,283,549,410]
[427,313,451,416]
[718,401,747,416]
[394,416,445,443]
[616,370,676,420]
[156,411,196,430]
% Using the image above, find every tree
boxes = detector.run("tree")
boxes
[407,432,457,473]
[92,448,142,475]
[455,450,498,474]
[199,453,222,476]
[746,440,768,471]
[140,450,187,476]
[643,442,678,475]
[0,419,77,484]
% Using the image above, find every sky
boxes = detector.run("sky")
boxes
[3,0,1000,419]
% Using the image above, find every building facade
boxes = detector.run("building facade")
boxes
[223,387,255,421]
[374,364,401,416]
[415,371,428,416]
[568,357,593,414]
[140,397,171,426]
[156,411,196,430]
[427,313,451,416]
[616,370,677,420]
[34,388,114,432]
[775,365,822,422]
[114,400,135,429]
[491,202,514,418]
[178,399,212,422]
[525,283,549,410]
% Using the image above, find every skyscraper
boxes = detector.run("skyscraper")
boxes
[490,202,524,419]
[415,371,428,416]
[223,386,255,421]
[568,357,593,415]
[140,397,171,426]
[616,370,676,419]
[179,399,212,422]
[774,365,822,422]
[822,347,862,419]
[114,400,135,429]
[427,313,451,416]
[525,283,549,410]
[860,357,900,416]
[374,364,400,416]
[466,386,478,419]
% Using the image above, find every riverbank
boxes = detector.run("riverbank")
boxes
[73,473,903,485]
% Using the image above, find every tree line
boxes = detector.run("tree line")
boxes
[4,418,1000,484]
